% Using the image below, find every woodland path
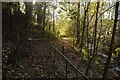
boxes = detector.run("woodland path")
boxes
[17,37,61,78]
[3,29,86,78]
[3,31,63,78]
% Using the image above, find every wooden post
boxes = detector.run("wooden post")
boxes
[53,48,56,77]
[62,43,64,54]
[54,48,56,65]
[66,60,67,79]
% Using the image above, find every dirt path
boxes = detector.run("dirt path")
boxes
[51,37,87,77]
[3,30,86,79]
[3,32,63,78]
[20,37,58,78]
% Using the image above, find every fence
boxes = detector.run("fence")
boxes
[50,42,88,80]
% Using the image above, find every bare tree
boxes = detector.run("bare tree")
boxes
[85,2,100,77]
[76,2,80,45]
[43,2,46,31]
[79,2,90,59]
[102,2,119,79]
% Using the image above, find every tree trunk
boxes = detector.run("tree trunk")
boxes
[86,14,89,52]
[36,3,43,28]
[43,2,46,31]
[24,2,32,40]
[85,2,100,77]
[53,9,55,33]
[96,12,103,53]
[102,2,119,79]
[79,2,90,59]
[92,2,100,62]
[76,2,80,45]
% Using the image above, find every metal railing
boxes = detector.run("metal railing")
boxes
[50,42,88,80]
